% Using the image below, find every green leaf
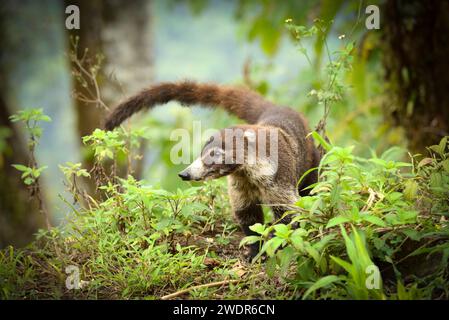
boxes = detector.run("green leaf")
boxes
[397,210,418,223]
[262,237,285,257]
[430,173,443,189]
[304,242,320,264]
[297,167,319,189]
[266,256,277,278]
[274,224,291,239]
[386,192,402,203]
[24,177,35,185]
[441,159,449,173]
[340,225,357,265]
[397,281,408,300]
[290,229,305,250]
[302,275,341,300]
[150,189,173,197]
[11,164,29,172]
[326,216,351,228]
[403,180,419,201]
[239,236,261,247]
[402,229,422,241]
[39,115,52,122]
[249,223,265,235]
[310,131,332,152]
[439,136,447,154]
[278,246,295,276]
[361,215,386,227]
[331,256,354,274]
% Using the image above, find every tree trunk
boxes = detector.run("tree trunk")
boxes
[66,0,108,160]
[101,0,153,180]
[382,0,449,153]
[0,94,46,248]
[66,0,152,184]
[0,2,47,247]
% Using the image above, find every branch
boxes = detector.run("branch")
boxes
[161,279,240,300]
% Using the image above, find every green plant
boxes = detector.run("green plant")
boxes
[285,18,355,152]
[243,134,449,299]
[1,117,282,299]
[9,108,52,229]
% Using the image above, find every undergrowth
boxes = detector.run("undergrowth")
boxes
[1,110,448,299]
[243,136,449,299]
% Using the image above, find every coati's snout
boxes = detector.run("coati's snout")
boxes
[178,152,239,181]
[177,170,192,181]
[178,132,240,181]
[178,157,209,181]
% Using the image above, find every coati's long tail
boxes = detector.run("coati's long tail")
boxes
[104,81,275,130]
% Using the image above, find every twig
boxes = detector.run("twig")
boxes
[161,279,240,300]
[314,5,363,156]
[69,37,110,112]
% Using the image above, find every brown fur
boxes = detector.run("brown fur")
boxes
[104,81,273,130]
[104,80,321,260]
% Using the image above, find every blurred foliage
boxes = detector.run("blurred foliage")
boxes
[1,0,396,196]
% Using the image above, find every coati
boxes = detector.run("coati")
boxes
[104,81,320,260]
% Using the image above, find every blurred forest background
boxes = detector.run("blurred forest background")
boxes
[1,0,448,248]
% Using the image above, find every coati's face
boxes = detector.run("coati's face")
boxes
[178,131,241,181]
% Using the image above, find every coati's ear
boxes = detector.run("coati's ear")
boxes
[201,132,222,156]
[243,130,256,142]
[243,129,257,149]
[243,129,257,164]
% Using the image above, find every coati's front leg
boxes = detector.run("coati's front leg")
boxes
[228,176,264,261]
[233,202,264,261]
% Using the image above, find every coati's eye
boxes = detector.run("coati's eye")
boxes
[210,148,224,158]
[209,148,224,159]
[202,148,225,165]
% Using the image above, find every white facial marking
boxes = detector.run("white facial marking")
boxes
[188,156,206,178]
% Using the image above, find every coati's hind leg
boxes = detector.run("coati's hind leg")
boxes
[298,148,321,197]
[233,202,264,261]
[271,188,301,228]
[268,187,300,226]
[298,167,318,197]
[272,206,293,225]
